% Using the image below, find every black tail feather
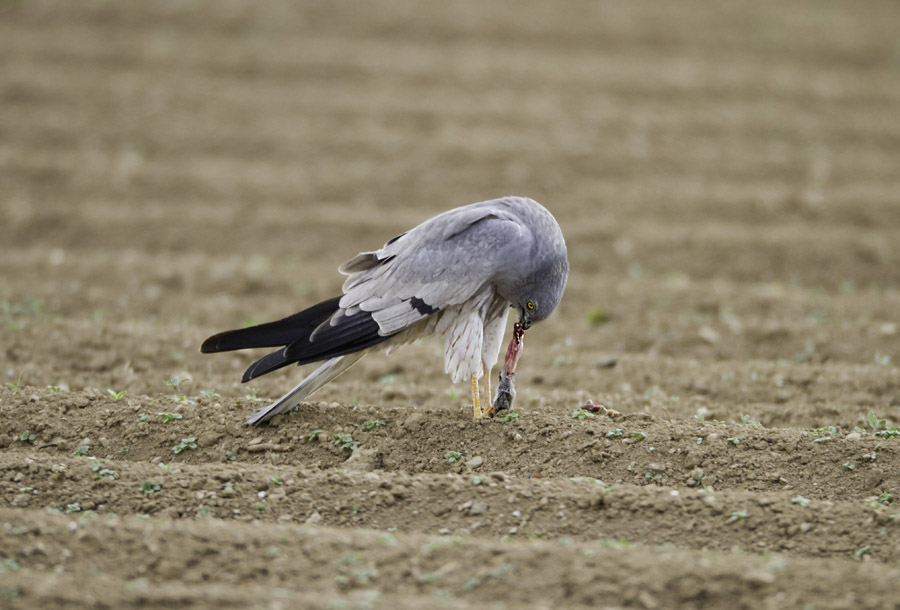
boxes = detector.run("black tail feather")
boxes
[200,297,341,353]
[201,295,395,383]
[241,347,293,382]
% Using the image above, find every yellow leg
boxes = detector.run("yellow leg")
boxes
[483,365,492,411]
[471,374,484,419]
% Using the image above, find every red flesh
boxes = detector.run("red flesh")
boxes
[502,321,525,376]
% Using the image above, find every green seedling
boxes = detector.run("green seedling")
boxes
[333,433,359,451]
[225,451,237,461]
[364,420,386,430]
[5,373,23,391]
[727,510,749,523]
[632,431,647,441]
[445,387,461,399]
[158,412,182,423]
[844,462,856,470]
[17,431,36,444]
[867,411,887,433]
[65,503,82,514]
[446,450,463,463]
[166,376,195,404]
[571,409,594,420]
[47,385,62,392]
[136,414,148,422]
[378,374,396,384]
[141,482,161,494]
[606,428,623,438]
[304,429,323,442]
[244,387,263,402]
[173,437,198,454]
[199,389,220,398]
[91,462,116,480]
[737,414,761,427]
[107,388,127,400]
[586,307,610,326]
[813,436,831,444]
[792,496,810,507]
[727,437,740,445]
[500,411,519,422]
[166,376,190,391]
[73,445,90,457]
[814,425,837,436]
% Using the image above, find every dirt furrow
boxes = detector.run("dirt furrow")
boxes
[3,507,900,610]
[3,453,898,563]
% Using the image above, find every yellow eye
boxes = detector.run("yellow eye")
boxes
[526,301,535,310]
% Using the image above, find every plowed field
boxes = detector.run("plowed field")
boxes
[2,1,900,608]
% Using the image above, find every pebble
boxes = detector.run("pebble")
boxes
[845,432,862,441]
[304,511,323,524]
[403,412,425,428]
[465,456,484,469]
[469,502,488,515]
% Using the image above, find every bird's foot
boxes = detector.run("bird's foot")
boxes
[471,374,486,419]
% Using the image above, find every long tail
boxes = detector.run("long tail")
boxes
[200,296,392,383]
[245,352,366,425]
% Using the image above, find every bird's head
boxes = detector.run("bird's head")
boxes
[511,257,569,330]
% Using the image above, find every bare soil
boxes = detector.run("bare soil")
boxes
[2,1,900,608]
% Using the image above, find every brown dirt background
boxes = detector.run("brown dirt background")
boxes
[2,1,900,608]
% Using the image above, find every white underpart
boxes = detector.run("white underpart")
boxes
[435,286,494,383]
[480,299,510,372]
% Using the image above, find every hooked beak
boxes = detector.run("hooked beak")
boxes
[518,309,532,331]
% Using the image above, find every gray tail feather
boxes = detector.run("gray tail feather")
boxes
[244,353,366,425]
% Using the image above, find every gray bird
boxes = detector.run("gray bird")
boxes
[200,196,569,425]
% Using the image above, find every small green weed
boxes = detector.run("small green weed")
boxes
[173,437,198,454]
[141,482,161,494]
[304,429,323,442]
[17,430,36,444]
[91,462,116,480]
[364,420,386,430]
[586,307,610,326]
[571,409,594,420]
[333,433,359,451]
[158,412,182,423]
[792,496,810,507]
[446,450,463,463]
[107,388,127,401]
[727,510,749,524]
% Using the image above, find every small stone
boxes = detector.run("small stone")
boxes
[344,448,379,472]
[465,456,484,469]
[403,412,425,428]
[305,511,323,524]
[470,502,488,515]
[845,432,862,441]
[698,326,720,344]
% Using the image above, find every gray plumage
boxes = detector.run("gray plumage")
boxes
[200,196,569,425]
